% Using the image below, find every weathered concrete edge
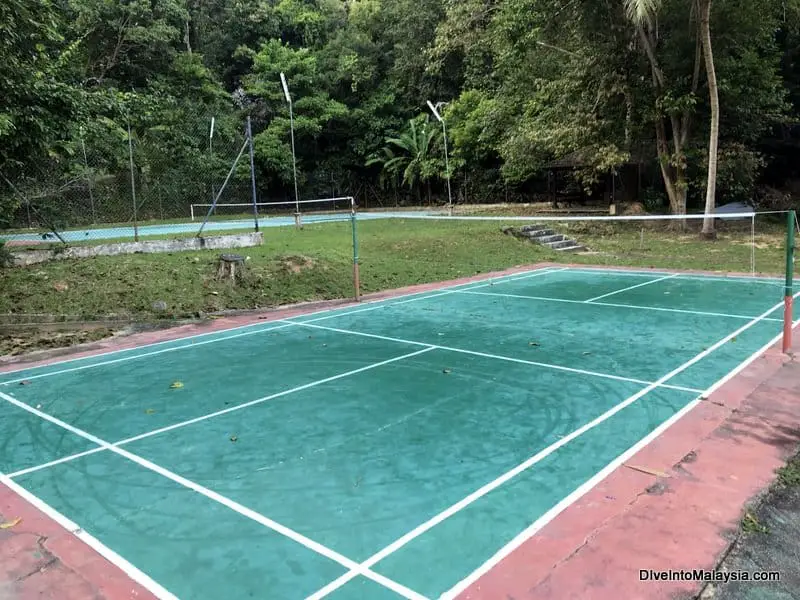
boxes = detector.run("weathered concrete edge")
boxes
[11,232,263,266]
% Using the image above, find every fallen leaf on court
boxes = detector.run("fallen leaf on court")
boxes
[529,341,540,347]
[145,408,156,415]
[582,351,592,356]
[625,464,671,478]
[170,381,184,389]
[230,435,238,442]
[0,518,21,529]
[442,368,452,374]
[19,380,31,386]
[731,337,738,343]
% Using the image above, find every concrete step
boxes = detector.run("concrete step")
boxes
[536,234,566,244]
[546,239,582,250]
[553,242,586,252]
[521,227,555,237]
[520,225,553,234]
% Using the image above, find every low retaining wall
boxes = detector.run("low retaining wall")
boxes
[11,232,263,267]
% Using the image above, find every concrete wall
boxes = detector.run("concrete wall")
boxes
[11,233,263,267]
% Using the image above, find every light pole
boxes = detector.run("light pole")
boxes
[427,100,453,216]
[280,72,301,228]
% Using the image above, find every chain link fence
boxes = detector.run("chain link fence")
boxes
[0,112,252,244]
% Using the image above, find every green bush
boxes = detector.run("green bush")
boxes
[0,241,14,268]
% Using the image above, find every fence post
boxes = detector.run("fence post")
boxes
[127,119,139,242]
[80,128,97,224]
[247,116,259,232]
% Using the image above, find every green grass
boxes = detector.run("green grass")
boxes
[1,218,794,321]
[777,453,800,487]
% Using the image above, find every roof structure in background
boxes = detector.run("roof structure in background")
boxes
[547,141,656,170]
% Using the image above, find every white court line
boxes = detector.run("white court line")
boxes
[0,320,290,380]
[7,348,437,479]
[0,322,294,386]
[298,268,567,325]
[311,292,797,599]
[278,320,704,395]
[563,267,783,285]
[455,290,783,322]
[584,273,679,303]
[441,305,800,599]
[0,473,178,600]
[0,390,426,600]
[0,267,562,384]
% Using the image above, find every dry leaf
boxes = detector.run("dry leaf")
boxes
[0,518,21,529]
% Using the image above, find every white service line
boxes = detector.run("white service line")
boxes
[309,293,794,599]
[298,268,566,325]
[455,290,783,322]
[7,348,437,479]
[565,267,783,285]
[584,273,679,303]
[441,304,800,599]
[0,390,426,600]
[278,320,704,394]
[0,267,561,384]
[0,473,178,599]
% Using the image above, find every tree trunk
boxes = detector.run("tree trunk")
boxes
[654,113,687,229]
[699,0,719,240]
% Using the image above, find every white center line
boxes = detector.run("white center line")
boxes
[439,297,800,599]
[279,320,704,395]
[309,293,793,599]
[584,273,680,303]
[7,348,437,479]
[0,389,427,600]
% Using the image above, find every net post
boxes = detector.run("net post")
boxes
[351,197,361,302]
[190,204,195,222]
[784,210,796,354]
[246,116,259,233]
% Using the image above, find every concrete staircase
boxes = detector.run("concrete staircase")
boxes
[504,225,586,252]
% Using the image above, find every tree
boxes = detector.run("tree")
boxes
[368,117,441,203]
[624,0,703,218]
[244,39,347,193]
[698,0,719,238]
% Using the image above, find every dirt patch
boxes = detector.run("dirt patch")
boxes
[0,328,117,357]
[279,255,317,274]
[620,202,646,215]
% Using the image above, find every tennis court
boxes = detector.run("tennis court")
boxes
[0,264,797,599]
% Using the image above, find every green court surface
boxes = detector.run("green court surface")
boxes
[0,266,796,599]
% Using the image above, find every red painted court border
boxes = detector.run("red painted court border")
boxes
[0,263,796,600]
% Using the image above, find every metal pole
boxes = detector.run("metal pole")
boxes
[247,116,259,232]
[351,197,360,301]
[80,131,97,224]
[209,116,216,203]
[288,101,301,228]
[783,210,796,354]
[127,120,139,242]
[441,117,453,216]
